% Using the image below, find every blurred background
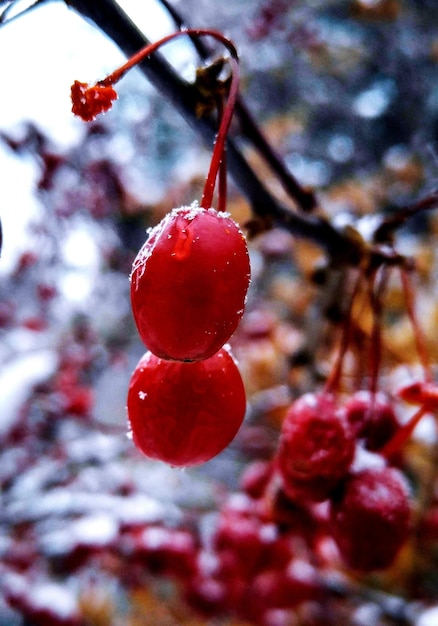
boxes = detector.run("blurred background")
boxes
[1,0,438,624]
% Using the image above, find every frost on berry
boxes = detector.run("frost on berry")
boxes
[330,466,411,571]
[344,390,399,451]
[277,392,355,502]
[71,80,118,122]
[126,347,246,466]
[130,203,251,361]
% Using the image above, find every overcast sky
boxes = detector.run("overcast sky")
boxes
[0,0,180,271]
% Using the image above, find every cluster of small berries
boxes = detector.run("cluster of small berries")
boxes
[273,390,411,572]
[115,387,412,621]
[69,24,417,594]
[117,392,413,624]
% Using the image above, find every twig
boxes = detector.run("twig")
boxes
[155,0,318,212]
[0,0,48,25]
[374,190,438,242]
[63,0,347,253]
[66,0,420,273]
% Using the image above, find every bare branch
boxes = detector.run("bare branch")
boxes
[64,0,356,259]
[0,0,48,26]
[154,0,318,212]
[374,190,438,242]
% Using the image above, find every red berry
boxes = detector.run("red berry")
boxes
[240,460,273,499]
[344,390,399,451]
[330,466,411,571]
[22,316,47,332]
[127,347,246,466]
[132,526,197,578]
[247,561,321,616]
[130,204,251,361]
[213,508,276,577]
[277,393,355,502]
[60,386,94,417]
[184,576,228,617]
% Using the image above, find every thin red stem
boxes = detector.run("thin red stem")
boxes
[100,29,237,86]
[216,96,228,213]
[381,404,430,459]
[200,56,239,209]
[324,270,363,395]
[218,144,227,214]
[97,28,240,211]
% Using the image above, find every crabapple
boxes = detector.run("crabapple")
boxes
[330,466,411,571]
[344,390,399,451]
[277,392,355,502]
[130,204,251,362]
[240,460,273,499]
[127,347,246,466]
[131,526,197,578]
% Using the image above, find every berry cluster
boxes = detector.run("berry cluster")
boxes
[68,24,435,616]
[274,390,411,572]
[127,204,250,465]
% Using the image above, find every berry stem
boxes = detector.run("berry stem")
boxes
[324,270,363,394]
[200,56,239,209]
[381,404,429,459]
[100,29,237,87]
[95,28,239,211]
[216,96,228,214]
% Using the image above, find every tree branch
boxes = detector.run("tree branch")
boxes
[153,0,318,212]
[64,0,352,255]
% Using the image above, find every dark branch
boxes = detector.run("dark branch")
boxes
[0,0,48,25]
[154,0,318,212]
[64,0,354,258]
[374,190,438,242]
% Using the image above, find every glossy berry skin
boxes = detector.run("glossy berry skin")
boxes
[277,393,355,502]
[331,466,411,571]
[127,347,246,467]
[130,205,251,362]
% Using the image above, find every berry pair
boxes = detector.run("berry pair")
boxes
[127,205,250,467]
[71,29,251,467]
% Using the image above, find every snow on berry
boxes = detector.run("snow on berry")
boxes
[130,203,251,361]
[330,466,411,571]
[126,347,246,466]
[276,392,355,502]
